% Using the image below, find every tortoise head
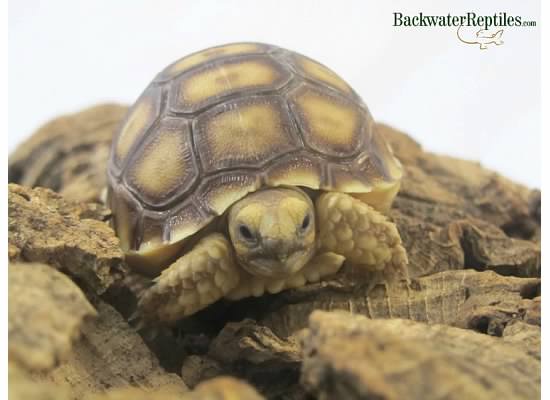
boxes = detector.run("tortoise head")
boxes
[228,187,316,278]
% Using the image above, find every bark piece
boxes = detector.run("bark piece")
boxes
[11,364,258,400]
[394,214,540,279]
[8,184,126,294]
[455,280,540,336]
[209,319,301,365]
[9,104,127,203]
[301,311,540,400]
[392,212,464,278]
[84,377,263,400]
[180,355,222,389]
[380,124,539,240]
[39,298,187,397]
[502,321,541,360]
[254,270,539,338]
[86,386,188,400]
[9,363,73,400]
[9,263,97,372]
[191,376,266,400]
[521,296,541,325]
[456,219,540,277]
[207,319,302,398]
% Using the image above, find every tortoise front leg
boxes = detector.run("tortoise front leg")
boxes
[138,233,240,322]
[316,192,409,284]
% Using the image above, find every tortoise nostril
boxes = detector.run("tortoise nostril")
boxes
[262,238,297,267]
[263,237,280,252]
[262,237,291,260]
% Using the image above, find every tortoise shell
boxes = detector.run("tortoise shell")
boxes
[107,42,402,258]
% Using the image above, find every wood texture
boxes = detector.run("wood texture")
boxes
[301,311,540,400]
[8,183,126,294]
[8,263,97,371]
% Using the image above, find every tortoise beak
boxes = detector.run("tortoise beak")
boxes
[246,240,313,278]
[262,237,292,263]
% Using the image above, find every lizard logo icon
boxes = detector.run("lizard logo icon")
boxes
[457,25,504,49]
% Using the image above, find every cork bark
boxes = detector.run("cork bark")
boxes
[8,104,540,399]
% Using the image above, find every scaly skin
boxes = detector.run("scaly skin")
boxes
[138,233,240,322]
[316,192,408,282]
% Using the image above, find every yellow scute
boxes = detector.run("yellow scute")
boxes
[268,168,321,188]
[296,89,360,151]
[177,59,282,110]
[130,130,189,197]
[200,174,259,215]
[266,158,322,188]
[166,43,263,77]
[209,184,257,216]
[115,96,155,162]
[296,55,351,93]
[197,99,297,172]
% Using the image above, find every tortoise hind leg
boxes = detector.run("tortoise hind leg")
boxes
[316,192,409,285]
[138,233,240,323]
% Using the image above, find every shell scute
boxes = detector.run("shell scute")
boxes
[194,95,300,173]
[125,117,198,207]
[289,84,365,158]
[155,42,271,82]
[113,86,162,169]
[169,55,292,113]
[290,53,353,95]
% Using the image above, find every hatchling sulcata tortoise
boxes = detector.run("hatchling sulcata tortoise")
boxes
[106,42,408,322]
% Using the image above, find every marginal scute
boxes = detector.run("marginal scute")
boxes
[156,42,268,82]
[195,96,300,173]
[198,173,260,216]
[171,56,291,113]
[167,202,209,245]
[265,153,323,189]
[327,163,374,193]
[139,211,165,250]
[292,53,352,94]
[290,85,364,157]
[114,86,160,166]
[125,117,197,206]
[369,126,403,182]
[109,188,139,252]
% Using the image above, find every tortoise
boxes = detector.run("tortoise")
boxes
[106,42,408,322]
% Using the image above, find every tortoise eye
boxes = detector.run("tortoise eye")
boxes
[301,214,311,230]
[239,224,255,241]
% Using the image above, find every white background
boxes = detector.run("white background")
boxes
[9,0,540,187]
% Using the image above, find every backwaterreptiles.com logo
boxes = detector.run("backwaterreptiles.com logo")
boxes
[393,12,537,49]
